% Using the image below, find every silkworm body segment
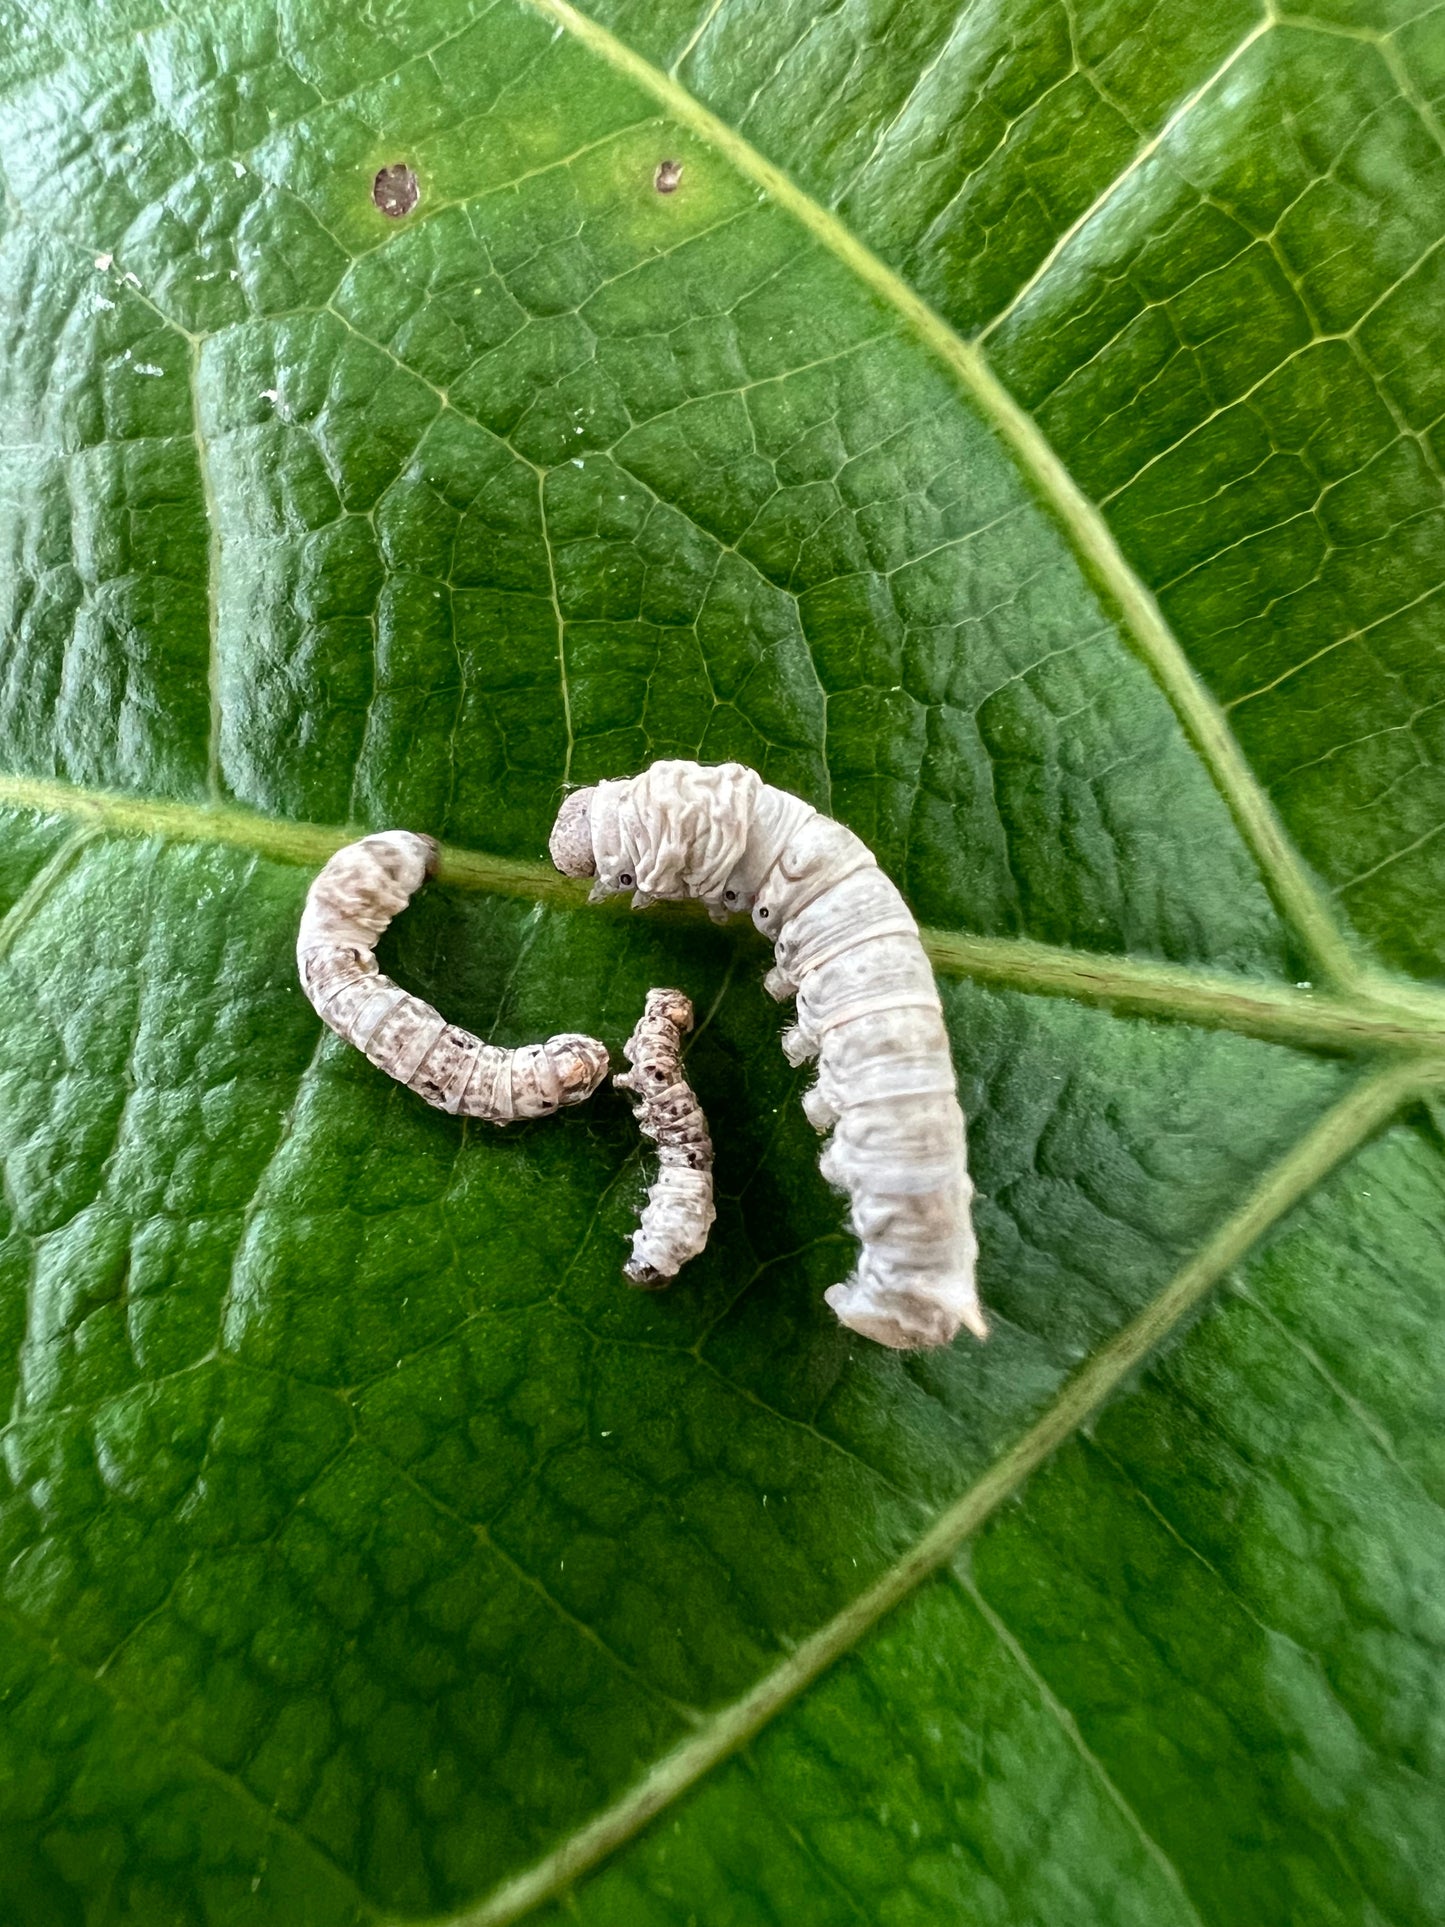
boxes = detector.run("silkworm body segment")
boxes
[298,831,610,1122]
[613,988,716,1287]
[550,764,983,1348]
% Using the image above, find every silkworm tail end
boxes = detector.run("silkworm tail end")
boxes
[550,788,598,876]
[824,1283,922,1349]
[623,1256,671,1290]
[824,1277,986,1350]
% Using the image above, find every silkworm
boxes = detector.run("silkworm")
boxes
[297,831,611,1122]
[613,987,715,1287]
[550,763,984,1349]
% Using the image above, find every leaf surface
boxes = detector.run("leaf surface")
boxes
[0,3,1441,1925]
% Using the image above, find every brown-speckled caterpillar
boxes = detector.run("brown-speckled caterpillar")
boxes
[550,762,984,1349]
[614,988,715,1287]
[298,831,610,1122]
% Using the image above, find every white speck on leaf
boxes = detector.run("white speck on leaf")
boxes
[134,363,164,377]
[94,253,112,271]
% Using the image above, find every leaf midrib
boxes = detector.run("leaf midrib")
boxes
[0,763,1441,1055]
[3,770,1444,1057]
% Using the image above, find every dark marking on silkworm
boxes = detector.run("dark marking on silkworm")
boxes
[613,987,715,1287]
[373,164,419,218]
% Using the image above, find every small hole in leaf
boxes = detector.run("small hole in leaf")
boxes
[373,164,420,218]
[654,159,683,194]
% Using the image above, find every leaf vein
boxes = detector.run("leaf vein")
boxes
[1,773,1443,1053]
[420,1060,1426,1926]
[0,1598,381,1921]
[517,0,1360,990]
[957,1568,1208,1927]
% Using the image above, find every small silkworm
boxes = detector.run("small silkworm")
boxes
[550,763,984,1349]
[297,830,610,1122]
[613,987,716,1287]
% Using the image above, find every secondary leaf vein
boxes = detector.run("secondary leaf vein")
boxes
[418,1060,1427,1927]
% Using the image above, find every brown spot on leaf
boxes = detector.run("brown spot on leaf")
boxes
[373,164,420,218]
[654,159,683,194]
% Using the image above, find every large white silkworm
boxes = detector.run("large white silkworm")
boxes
[550,762,984,1349]
[298,831,611,1122]
[613,988,716,1288]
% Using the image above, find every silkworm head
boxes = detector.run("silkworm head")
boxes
[550,1034,613,1104]
[646,987,694,1033]
[549,789,597,876]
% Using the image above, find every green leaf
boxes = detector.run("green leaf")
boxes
[0,4,1441,1926]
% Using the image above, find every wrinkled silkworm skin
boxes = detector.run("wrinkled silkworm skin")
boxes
[551,764,984,1349]
[297,831,611,1122]
[613,988,716,1287]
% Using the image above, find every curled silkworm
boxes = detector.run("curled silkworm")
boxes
[613,987,716,1287]
[298,831,610,1122]
[550,763,984,1349]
